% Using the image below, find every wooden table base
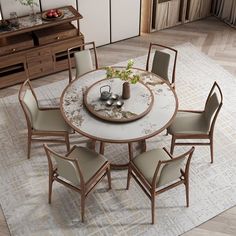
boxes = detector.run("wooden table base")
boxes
[99,142,134,170]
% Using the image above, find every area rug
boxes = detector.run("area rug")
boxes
[1,43,236,236]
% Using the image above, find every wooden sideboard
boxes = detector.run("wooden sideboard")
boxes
[0,5,84,88]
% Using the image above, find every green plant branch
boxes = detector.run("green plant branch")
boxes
[15,0,38,6]
[105,59,140,84]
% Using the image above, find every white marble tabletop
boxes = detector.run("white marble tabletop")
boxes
[60,68,178,143]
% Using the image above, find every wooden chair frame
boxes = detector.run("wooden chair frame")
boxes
[19,79,72,159]
[146,43,178,88]
[44,144,111,222]
[67,41,99,82]
[169,82,223,163]
[127,147,194,224]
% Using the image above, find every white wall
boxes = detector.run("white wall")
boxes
[78,0,110,46]
[110,0,141,42]
[40,0,76,11]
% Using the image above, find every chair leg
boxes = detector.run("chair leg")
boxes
[65,133,70,152]
[151,193,155,224]
[170,136,175,155]
[185,179,189,207]
[27,134,32,159]
[48,175,53,204]
[210,137,214,164]
[126,164,132,190]
[107,166,112,190]
[81,193,85,223]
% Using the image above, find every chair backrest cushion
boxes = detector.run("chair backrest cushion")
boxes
[74,49,93,78]
[51,152,81,186]
[22,89,38,127]
[151,50,170,81]
[157,158,185,187]
[204,92,220,129]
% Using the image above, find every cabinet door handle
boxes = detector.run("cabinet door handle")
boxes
[11,48,16,52]
[56,36,60,40]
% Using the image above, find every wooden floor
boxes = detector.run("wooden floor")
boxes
[0,17,235,236]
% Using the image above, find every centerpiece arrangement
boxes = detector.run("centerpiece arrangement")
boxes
[82,60,153,123]
[105,59,140,99]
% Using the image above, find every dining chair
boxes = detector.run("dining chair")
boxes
[18,79,73,159]
[167,82,223,163]
[44,144,111,222]
[67,41,99,82]
[127,146,194,224]
[146,43,178,88]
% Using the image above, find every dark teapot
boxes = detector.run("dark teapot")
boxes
[100,85,111,101]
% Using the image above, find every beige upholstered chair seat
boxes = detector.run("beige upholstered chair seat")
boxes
[167,112,209,135]
[68,146,108,184]
[133,148,184,188]
[133,149,169,186]
[33,109,72,132]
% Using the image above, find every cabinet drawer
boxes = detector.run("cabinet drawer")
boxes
[27,58,53,68]
[28,66,53,76]
[0,34,34,56]
[26,49,51,59]
[27,55,53,64]
[33,23,78,46]
[26,50,54,77]
[52,35,84,53]
[28,62,54,77]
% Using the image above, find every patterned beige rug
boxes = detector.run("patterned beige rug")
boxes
[1,43,236,236]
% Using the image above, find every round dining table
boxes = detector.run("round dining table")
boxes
[60,67,178,168]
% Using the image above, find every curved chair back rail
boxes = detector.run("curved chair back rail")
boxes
[204,81,223,136]
[146,43,178,87]
[19,80,40,130]
[152,147,194,189]
[67,41,99,82]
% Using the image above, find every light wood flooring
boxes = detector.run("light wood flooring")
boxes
[0,16,235,236]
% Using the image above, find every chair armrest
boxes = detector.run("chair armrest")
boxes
[65,145,77,157]
[38,106,60,111]
[178,109,203,113]
[163,147,173,159]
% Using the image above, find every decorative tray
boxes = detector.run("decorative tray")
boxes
[41,9,64,21]
[83,78,154,123]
